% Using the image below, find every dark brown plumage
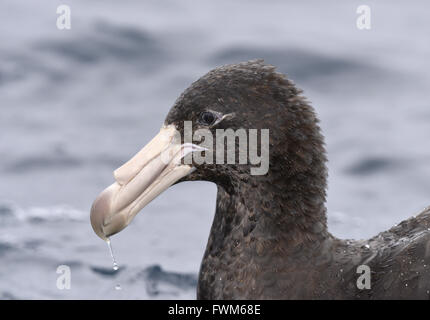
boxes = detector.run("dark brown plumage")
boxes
[164,60,430,299]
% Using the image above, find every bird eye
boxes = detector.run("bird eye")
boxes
[198,111,217,126]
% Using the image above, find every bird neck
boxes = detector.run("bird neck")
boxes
[212,175,330,253]
[198,182,333,299]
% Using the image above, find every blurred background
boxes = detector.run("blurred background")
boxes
[0,0,429,299]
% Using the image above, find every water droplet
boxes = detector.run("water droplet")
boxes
[106,238,119,271]
[106,238,121,291]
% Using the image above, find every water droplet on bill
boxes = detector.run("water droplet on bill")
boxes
[106,238,122,291]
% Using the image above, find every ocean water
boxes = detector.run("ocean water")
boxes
[1,0,430,299]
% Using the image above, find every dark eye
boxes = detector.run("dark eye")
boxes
[198,111,217,126]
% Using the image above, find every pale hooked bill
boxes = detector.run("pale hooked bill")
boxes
[90,125,205,240]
